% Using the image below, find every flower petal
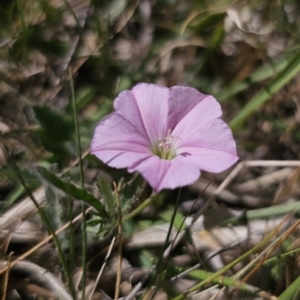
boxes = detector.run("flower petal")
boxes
[128,155,200,192]
[90,113,152,168]
[94,150,151,169]
[176,119,239,173]
[113,89,148,138]
[168,86,211,130]
[171,95,222,139]
[176,119,237,152]
[178,148,238,173]
[131,83,169,143]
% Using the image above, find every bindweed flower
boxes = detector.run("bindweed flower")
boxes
[91,83,238,192]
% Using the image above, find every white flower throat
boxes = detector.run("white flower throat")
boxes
[152,129,177,160]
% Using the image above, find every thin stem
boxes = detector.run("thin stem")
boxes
[122,195,156,222]
[152,189,182,286]
[67,192,75,277]
[114,182,122,300]
[69,68,87,299]
[5,150,77,299]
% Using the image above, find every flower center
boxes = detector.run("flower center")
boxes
[151,130,177,160]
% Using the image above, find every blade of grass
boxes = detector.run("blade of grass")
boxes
[70,68,86,300]
[223,201,300,226]
[67,191,75,280]
[230,52,300,131]
[279,275,300,300]
[217,56,289,102]
[189,269,279,299]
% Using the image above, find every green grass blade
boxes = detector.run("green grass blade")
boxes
[70,69,87,300]
[189,269,275,298]
[223,202,300,226]
[230,52,300,131]
[279,275,300,300]
[217,57,289,102]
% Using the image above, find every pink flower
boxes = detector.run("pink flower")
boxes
[91,83,238,192]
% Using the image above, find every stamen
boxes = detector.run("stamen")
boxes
[154,129,177,160]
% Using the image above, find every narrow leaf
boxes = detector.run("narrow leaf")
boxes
[217,57,289,102]
[38,166,107,216]
[230,52,300,130]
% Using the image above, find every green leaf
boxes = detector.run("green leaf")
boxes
[33,105,73,143]
[38,166,107,216]
[34,105,75,164]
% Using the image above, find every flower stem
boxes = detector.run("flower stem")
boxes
[123,194,157,222]
[70,68,86,299]
[154,189,182,279]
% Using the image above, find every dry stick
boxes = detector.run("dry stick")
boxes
[0,149,90,232]
[2,252,12,300]
[89,237,116,300]
[0,260,73,300]
[114,182,123,300]
[0,207,92,275]
[209,160,300,200]
[244,160,300,167]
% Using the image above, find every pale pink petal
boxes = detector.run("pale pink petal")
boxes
[128,155,200,192]
[113,90,148,138]
[175,119,239,173]
[167,86,210,130]
[178,148,238,173]
[175,119,237,154]
[93,150,152,169]
[131,83,169,143]
[171,95,222,139]
[90,113,151,168]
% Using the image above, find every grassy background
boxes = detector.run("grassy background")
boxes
[1,0,300,299]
